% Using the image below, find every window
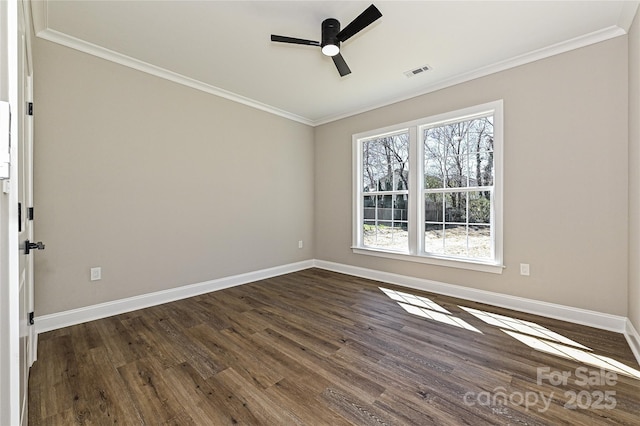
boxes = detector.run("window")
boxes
[353,101,503,273]
[361,131,410,251]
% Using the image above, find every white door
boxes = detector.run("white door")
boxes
[0,1,36,424]
[18,1,36,425]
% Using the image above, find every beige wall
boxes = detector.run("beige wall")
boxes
[33,31,632,319]
[33,38,315,316]
[629,11,640,331]
[315,37,629,316]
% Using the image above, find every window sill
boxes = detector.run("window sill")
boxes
[351,247,504,274]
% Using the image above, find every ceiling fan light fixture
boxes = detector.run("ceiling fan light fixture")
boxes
[270,4,382,77]
[321,18,341,57]
[321,44,340,56]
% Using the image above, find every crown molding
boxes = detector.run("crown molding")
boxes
[31,0,632,127]
[34,27,314,126]
[618,1,640,32]
[313,25,628,126]
[29,0,47,35]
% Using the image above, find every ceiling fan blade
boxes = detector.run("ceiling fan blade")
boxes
[271,35,320,46]
[336,4,382,42]
[332,53,352,77]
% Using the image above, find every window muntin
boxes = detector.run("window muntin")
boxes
[353,101,503,272]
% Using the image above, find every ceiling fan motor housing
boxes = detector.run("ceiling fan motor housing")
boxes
[321,18,341,55]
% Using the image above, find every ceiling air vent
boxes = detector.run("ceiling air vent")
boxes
[404,65,431,78]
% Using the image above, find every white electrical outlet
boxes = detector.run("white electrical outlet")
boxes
[90,267,102,281]
[520,263,530,276]
[298,240,304,249]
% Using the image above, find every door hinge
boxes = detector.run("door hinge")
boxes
[27,102,33,116]
[28,311,34,325]
[28,207,34,220]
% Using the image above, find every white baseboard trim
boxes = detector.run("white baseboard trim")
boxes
[35,257,639,367]
[625,319,640,366]
[35,260,314,334]
[313,260,628,334]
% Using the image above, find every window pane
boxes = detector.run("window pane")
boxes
[364,222,408,251]
[468,118,494,153]
[362,140,383,191]
[363,220,376,247]
[425,115,494,190]
[445,155,468,188]
[363,195,376,222]
[394,163,409,191]
[426,223,492,259]
[379,224,408,251]
[444,224,468,256]
[363,194,408,251]
[424,223,444,254]
[394,194,408,221]
[424,193,443,222]
[469,225,492,259]
[362,133,409,192]
[441,224,492,259]
[424,157,444,189]
[444,192,467,223]
[424,129,445,158]
[379,194,392,211]
[469,191,491,224]
[468,151,494,187]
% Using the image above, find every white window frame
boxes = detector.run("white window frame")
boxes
[352,100,504,274]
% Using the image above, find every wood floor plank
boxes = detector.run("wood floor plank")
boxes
[30,335,77,420]
[92,315,154,369]
[29,268,640,425]
[119,315,185,371]
[79,346,143,424]
[187,324,284,389]
[144,312,224,379]
[321,386,398,425]
[161,362,237,425]
[264,378,352,426]
[218,367,308,425]
[254,327,387,404]
[116,356,180,424]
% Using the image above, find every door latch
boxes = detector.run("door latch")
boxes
[24,240,45,255]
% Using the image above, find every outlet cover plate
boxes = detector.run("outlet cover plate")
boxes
[90,267,101,281]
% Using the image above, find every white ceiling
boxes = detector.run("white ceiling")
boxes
[31,1,638,126]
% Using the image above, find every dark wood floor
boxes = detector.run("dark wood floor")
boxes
[29,268,640,425]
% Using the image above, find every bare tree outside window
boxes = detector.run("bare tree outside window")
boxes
[423,116,494,259]
[354,100,502,271]
[362,132,409,251]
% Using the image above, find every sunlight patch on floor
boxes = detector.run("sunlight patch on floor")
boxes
[460,306,590,350]
[459,306,640,380]
[379,288,481,333]
[379,288,450,313]
[502,330,640,379]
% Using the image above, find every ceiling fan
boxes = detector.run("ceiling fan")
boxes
[270,4,382,77]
